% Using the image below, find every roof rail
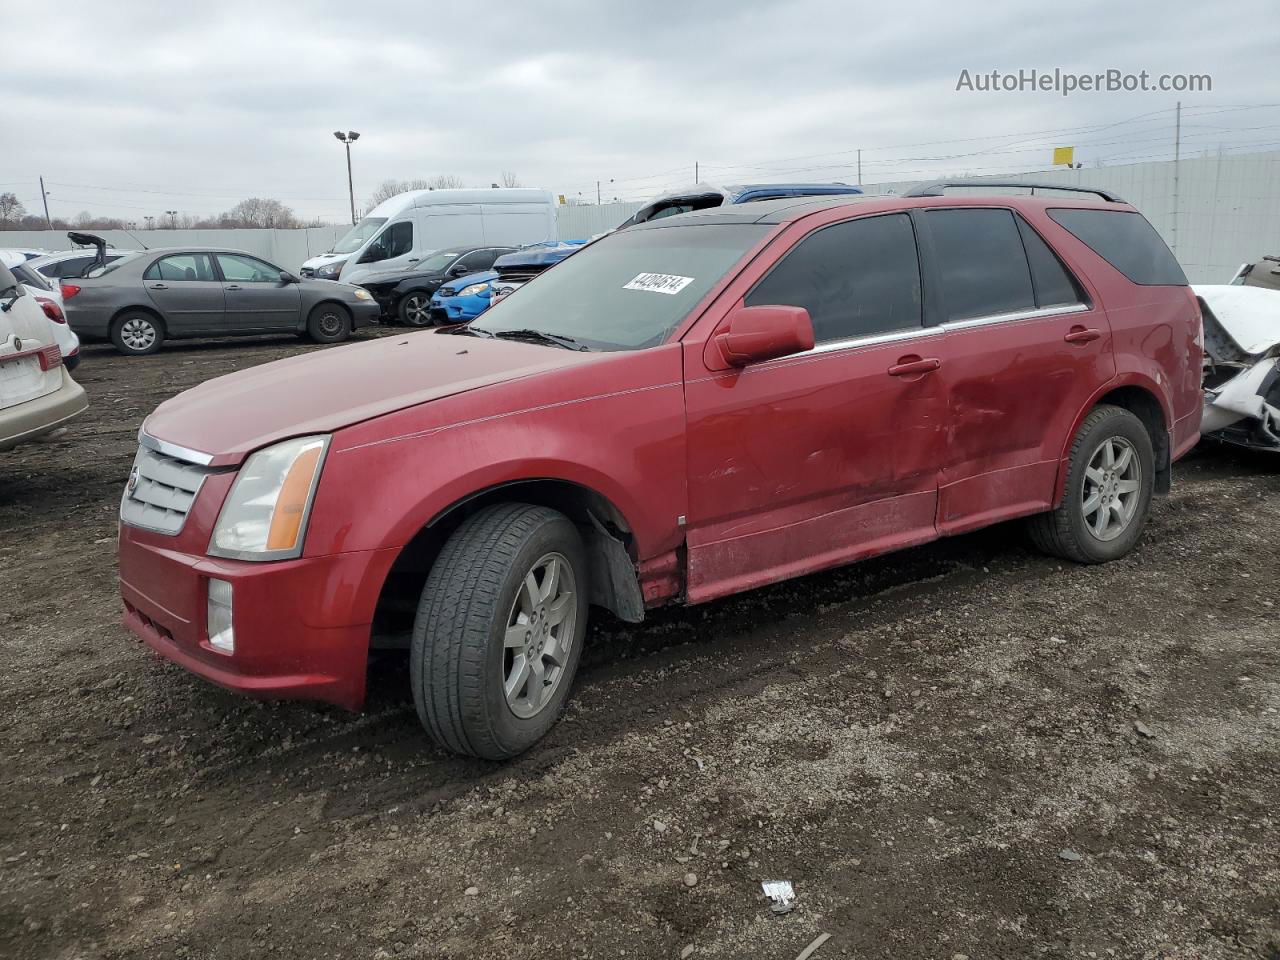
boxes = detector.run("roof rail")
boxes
[902,180,1126,203]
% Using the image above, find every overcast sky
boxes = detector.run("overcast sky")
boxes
[6,0,1280,225]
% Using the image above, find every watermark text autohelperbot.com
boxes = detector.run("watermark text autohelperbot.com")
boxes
[956,68,1211,96]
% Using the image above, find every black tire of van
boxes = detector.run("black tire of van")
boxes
[410,503,589,760]
[110,311,165,356]
[1028,404,1155,564]
[306,303,352,343]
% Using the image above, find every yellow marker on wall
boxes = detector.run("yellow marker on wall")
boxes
[1053,146,1075,166]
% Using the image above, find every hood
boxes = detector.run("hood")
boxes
[1194,284,1280,359]
[437,271,497,297]
[143,330,601,466]
[301,252,347,269]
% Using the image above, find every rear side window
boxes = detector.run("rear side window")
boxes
[1015,216,1085,308]
[746,212,922,343]
[925,208,1035,321]
[1048,208,1186,285]
[145,254,216,281]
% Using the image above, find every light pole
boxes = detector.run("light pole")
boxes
[333,130,361,225]
[144,215,155,229]
[166,210,178,229]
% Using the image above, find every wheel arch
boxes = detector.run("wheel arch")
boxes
[370,477,646,649]
[1054,376,1172,504]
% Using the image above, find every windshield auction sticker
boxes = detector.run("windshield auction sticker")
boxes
[623,273,695,295]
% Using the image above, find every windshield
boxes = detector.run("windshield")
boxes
[415,251,462,273]
[470,224,768,351]
[330,217,388,254]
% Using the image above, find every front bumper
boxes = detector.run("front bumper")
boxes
[119,522,398,710]
[351,299,381,329]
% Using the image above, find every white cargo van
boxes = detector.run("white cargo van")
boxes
[302,188,557,285]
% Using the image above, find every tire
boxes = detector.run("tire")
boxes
[306,303,352,343]
[397,292,433,327]
[411,503,589,760]
[1028,404,1155,564]
[110,311,164,356]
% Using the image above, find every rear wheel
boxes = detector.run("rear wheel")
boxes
[1028,404,1155,563]
[397,292,432,327]
[110,312,164,356]
[410,503,588,760]
[306,303,351,343]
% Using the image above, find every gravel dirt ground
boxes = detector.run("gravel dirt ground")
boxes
[2,331,1278,960]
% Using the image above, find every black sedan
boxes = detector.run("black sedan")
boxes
[61,248,380,356]
[357,245,515,325]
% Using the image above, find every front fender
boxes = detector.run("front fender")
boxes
[303,345,688,562]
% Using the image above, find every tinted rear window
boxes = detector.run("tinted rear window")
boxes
[1048,209,1185,286]
[925,208,1036,321]
[1015,216,1085,308]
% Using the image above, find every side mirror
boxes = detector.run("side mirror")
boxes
[712,304,814,367]
[279,271,299,284]
[449,264,471,277]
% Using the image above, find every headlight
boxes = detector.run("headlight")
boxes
[209,436,330,561]
[317,261,346,278]
[458,282,490,297]
[353,288,373,301]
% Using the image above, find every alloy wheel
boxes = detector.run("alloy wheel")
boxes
[1081,436,1141,541]
[403,295,429,325]
[502,552,577,719]
[121,317,157,352]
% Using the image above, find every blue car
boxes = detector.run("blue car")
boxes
[488,241,588,307]
[429,270,497,325]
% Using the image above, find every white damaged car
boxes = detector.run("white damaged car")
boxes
[1197,283,1280,451]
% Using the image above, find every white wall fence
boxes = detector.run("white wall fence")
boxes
[6,152,1278,281]
[861,150,1280,282]
[0,227,348,273]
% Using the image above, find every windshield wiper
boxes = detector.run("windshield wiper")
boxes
[490,329,590,351]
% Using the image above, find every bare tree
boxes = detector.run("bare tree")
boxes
[0,192,25,225]
[426,174,465,190]
[217,198,300,228]
[500,171,521,188]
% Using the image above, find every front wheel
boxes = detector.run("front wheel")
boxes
[306,303,352,343]
[411,503,589,760]
[397,292,433,327]
[1028,404,1155,564]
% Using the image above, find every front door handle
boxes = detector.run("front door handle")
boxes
[225,284,242,291]
[1064,326,1102,344]
[888,356,941,377]
[149,283,168,290]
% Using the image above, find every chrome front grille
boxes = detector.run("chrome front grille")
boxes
[120,439,217,536]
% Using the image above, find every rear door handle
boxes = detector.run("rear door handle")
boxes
[149,283,168,290]
[887,357,941,377]
[1064,326,1102,344]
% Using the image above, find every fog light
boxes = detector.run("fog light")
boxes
[207,579,234,654]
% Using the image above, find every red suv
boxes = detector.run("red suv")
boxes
[119,182,1203,759]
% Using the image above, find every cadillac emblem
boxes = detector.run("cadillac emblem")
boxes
[127,466,140,495]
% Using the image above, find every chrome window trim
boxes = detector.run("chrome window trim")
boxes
[139,430,214,466]
[941,301,1089,332]
[760,301,1092,364]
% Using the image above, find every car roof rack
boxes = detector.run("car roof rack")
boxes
[902,180,1126,203]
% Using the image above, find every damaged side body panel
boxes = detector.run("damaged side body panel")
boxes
[1196,284,1280,451]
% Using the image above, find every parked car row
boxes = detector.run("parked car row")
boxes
[117,181,1204,762]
